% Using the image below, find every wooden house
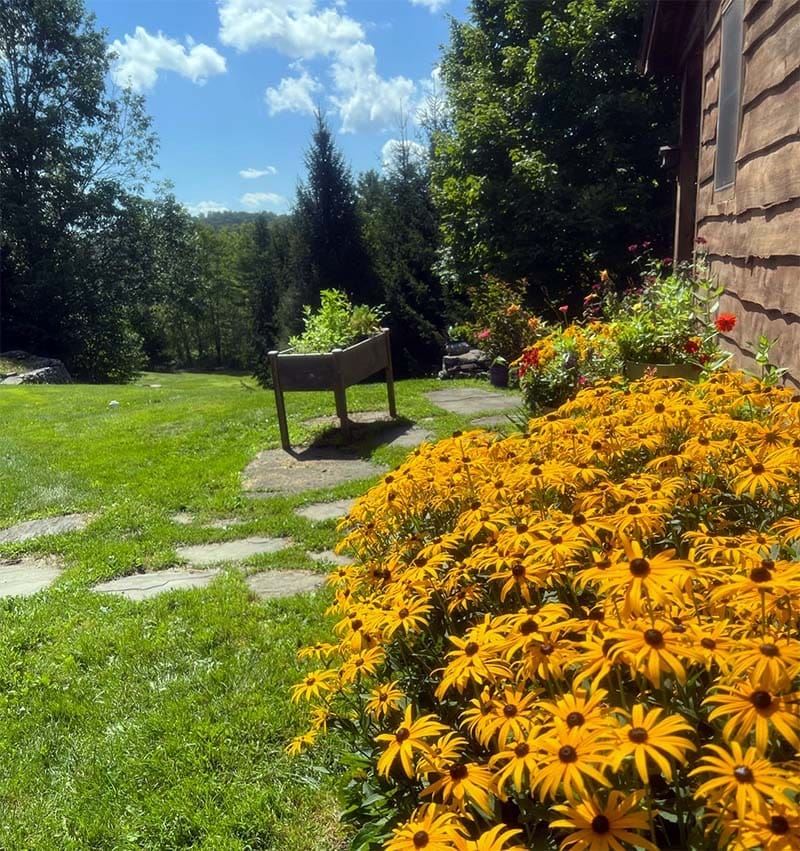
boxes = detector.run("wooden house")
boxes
[641,0,800,385]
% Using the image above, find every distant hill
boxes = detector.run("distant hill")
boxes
[193,211,286,229]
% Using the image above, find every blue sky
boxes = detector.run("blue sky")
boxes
[86,0,467,216]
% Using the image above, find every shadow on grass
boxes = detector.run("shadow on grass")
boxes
[302,415,418,457]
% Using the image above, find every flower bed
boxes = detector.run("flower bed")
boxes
[291,372,800,851]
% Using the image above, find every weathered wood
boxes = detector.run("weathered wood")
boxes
[701,103,717,145]
[269,350,292,452]
[676,43,704,261]
[703,65,720,111]
[699,136,718,184]
[742,6,800,106]
[383,330,397,418]
[744,0,800,52]
[696,198,800,256]
[331,349,351,439]
[707,255,800,315]
[696,138,800,215]
[739,71,800,159]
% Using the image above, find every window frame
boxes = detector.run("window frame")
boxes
[714,0,745,193]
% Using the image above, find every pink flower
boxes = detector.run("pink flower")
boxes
[642,240,652,249]
[662,257,673,265]
[477,328,491,340]
[559,305,569,314]
[627,243,639,253]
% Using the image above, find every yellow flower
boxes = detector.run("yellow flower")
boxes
[421,761,496,816]
[376,706,449,778]
[291,668,339,703]
[691,741,799,819]
[365,680,405,721]
[385,805,466,851]
[735,805,800,851]
[488,727,543,799]
[285,729,317,756]
[610,619,696,687]
[529,727,613,803]
[550,790,659,851]
[612,704,695,782]
[453,824,527,851]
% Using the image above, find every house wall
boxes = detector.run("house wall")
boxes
[695,0,800,387]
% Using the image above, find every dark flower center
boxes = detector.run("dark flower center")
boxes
[520,618,538,635]
[760,643,780,657]
[516,523,528,533]
[503,704,518,718]
[628,727,649,744]
[654,403,665,414]
[540,642,555,655]
[512,562,526,578]
[572,513,586,525]
[770,816,790,835]
[464,642,479,656]
[398,608,409,619]
[395,727,410,743]
[588,607,604,622]
[566,712,585,728]
[413,830,429,848]
[644,629,664,648]
[700,638,716,650]
[350,619,363,631]
[750,566,772,583]
[558,745,578,763]
[751,463,765,475]
[449,763,469,781]
[629,558,650,577]
[627,505,642,515]
[733,765,754,784]
[550,535,563,546]
[750,690,773,710]
[591,815,610,835]
[530,466,543,476]
[514,742,530,758]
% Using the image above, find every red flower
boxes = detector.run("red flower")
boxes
[477,328,491,340]
[695,236,707,245]
[683,339,700,354]
[715,313,736,333]
[662,257,673,265]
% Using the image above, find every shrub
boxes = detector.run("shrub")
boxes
[288,289,385,354]
[291,372,800,850]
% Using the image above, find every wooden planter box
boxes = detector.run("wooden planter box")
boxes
[268,329,396,451]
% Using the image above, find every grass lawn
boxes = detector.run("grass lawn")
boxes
[0,372,520,850]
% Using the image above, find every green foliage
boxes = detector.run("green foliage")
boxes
[466,276,538,362]
[432,0,679,300]
[288,290,384,354]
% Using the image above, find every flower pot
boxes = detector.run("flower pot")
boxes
[489,364,509,387]
[623,361,702,381]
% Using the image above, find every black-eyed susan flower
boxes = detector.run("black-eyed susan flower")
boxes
[365,680,405,721]
[609,619,697,687]
[488,727,543,799]
[735,804,800,850]
[611,704,695,782]
[376,707,449,778]
[690,741,799,819]
[452,824,526,851]
[529,727,613,802]
[290,668,339,703]
[421,760,495,816]
[385,804,466,851]
[550,789,658,851]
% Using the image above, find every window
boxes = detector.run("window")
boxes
[715,0,744,190]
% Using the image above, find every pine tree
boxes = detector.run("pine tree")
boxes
[291,111,375,319]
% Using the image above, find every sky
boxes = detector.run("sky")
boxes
[86,0,468,216]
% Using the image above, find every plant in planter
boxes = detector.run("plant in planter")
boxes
[269,290,394,450]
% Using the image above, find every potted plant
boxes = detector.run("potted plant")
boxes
[489,356,509,387]
[268,290,395,450]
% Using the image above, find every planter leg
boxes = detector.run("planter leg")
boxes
[269,350,291,452]
[332,348,351,440]
[383,329,397,418]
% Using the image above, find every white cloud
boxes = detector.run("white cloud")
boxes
[241,191,288,208]
[265,70,322,115]
[110,27,227,92]
[381,138,428,171]
[330,42,415,133]
[410,0,450,11]
[239,166,278,178]
[184,200,229,216]
[218,0,363,58]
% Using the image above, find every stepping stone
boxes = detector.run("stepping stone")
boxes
[176,537,290,567]
[302,410,391,429]
[295,498,356,522]
[471,413,521,428]
[243,448,386,498]
[384,425,434,448]
[205,517,245,530]
[308,550,351,567]
[171,511,195,526]
[0,557,62,598]
[94,568,221,601]
[425,388,522,415]
[0,513,90,544]
[246,570,326,599]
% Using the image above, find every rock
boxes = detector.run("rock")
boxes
[94,568,221,600]
[176,537,291,567]
[246,570,326,599]
[0,351,71,385]
[308,550,351,567]
[437,348,490,380]
[0,557,63,598]
[295,498,357,522]
[426,388,523,415]
[0,513,90,544]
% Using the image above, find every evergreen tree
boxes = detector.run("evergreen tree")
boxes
[291,111,375,322]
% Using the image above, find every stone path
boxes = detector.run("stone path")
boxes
[176,537,290,567]
[295,498,356,522]
[308,550,351,567]
[170,512,244,530]
[425,387,522,415]
[302,410,391,428]
[246,570,326,599]
[0,513,90,545]
[303,411,433,450]
[0,557,63,598]
[95,568,222,600]
[243,447,386,498]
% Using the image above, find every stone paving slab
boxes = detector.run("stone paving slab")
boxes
[308,549,351,567]
[246,569,326,599]
[0,558,63,597]
[471,414,520,428]
[171,511,194,526]
[295,498,356,522]
[243,448,386,498]
[0,513,90,544]
[425,388,522,415]
[302,410,392,428]
[176,537,290,567]
[94,568,221,601]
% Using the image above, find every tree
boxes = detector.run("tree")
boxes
[0,0,155,378]
[291,111,376,323]
[432,0,678,305]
